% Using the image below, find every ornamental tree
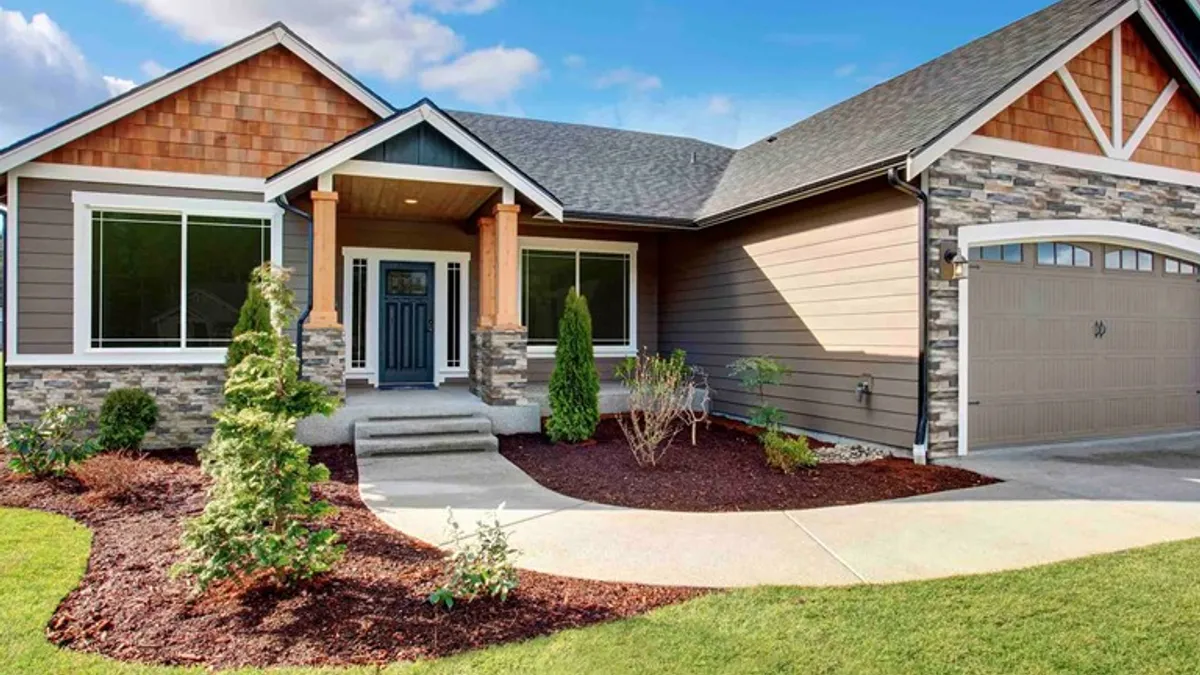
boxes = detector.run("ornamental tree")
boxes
[546,287,600,443]
[175,264,342,592]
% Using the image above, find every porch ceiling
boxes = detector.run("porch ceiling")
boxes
[333,174,497,221]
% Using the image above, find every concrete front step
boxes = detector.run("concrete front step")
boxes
[357,415,492,438]
[355,431,500,457]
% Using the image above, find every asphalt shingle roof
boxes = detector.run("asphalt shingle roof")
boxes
[446,111,735,223]
[445,0,1127,224]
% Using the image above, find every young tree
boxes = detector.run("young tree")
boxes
[225,282,271,370]
[546,288,600,443]
[175,264,342,592]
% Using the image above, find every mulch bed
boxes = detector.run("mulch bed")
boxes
[501,419,998,512]
[0,448,700,669]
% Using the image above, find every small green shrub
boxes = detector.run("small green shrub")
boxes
[546,287,600,443]
[729,356,791,430]
[761,429,817,474]
[429,504,520,609]
[4,406,99,477]
[226,282,271,370]
[98,388,159,451]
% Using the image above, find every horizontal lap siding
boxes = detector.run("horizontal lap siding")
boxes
[520,224,659,383]
[15,177,290,354]
[659,180,920,447]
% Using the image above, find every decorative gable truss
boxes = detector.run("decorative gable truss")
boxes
[974,20,1200,174]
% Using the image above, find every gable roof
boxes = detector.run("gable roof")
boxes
[698,0,1130,222]
[0,22,393,177]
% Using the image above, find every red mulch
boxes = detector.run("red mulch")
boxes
[501,419,998,512]
[0,448,700,669]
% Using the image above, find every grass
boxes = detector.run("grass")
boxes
[2,507,1199,674]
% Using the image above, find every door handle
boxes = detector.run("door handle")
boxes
[1093,320,1107,339]
[428,318,435,332]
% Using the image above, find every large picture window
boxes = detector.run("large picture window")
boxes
[83,195,278,352]
[520,239,636,354]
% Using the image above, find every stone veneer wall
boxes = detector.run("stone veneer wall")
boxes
[300,327,346,401]
[471,328,528,405]
[926,150,1200,456]
[5,365,225,449]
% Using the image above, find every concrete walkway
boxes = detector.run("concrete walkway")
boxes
[357,441,1200,588]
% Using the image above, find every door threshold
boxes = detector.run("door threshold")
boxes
[377,384,437,391]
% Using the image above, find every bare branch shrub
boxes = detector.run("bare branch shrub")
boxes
[73,452,163,503]
[680,367,713,446]
[615,349,696,467]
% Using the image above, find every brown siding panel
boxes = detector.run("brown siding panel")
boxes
[14,177,303,354]
[658,180,920,447]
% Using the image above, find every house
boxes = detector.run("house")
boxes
[0,0,1198,461]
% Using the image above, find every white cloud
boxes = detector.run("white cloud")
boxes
[140,59,168,78]
[595,67,662,93]
[419,46,541,104]
[834,63,857,77]
[0,8,134,144]
[563,54,586,69]
[584,95,815,148]
[706,95,733,115]
[123,0,503,82]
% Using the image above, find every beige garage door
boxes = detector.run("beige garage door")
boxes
[969,241,1200,449]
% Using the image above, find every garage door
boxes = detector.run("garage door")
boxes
[969,241,1200,449]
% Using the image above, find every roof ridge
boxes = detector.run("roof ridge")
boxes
[446,109,736,150]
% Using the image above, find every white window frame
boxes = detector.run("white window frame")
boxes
[341,247,471,386]
[71,191,283,365]
[518,236,638,359]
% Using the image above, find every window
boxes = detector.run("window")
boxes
[447,262,463,369]
[350,259,368,369]
[1036,242,1092,268]
[971,244,1022,263]
[1104,247,1153,272]
[82,194,278,352]
[1166,258,1197,275]
[520,239,636,354]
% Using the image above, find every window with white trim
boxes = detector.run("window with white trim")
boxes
[520,240,635,353]
[85,201,276,351]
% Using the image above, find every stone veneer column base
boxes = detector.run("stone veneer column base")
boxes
[301,326,346,401]
[5,365,225,450]
[470,327,528,406]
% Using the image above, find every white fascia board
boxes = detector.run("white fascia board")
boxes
[15,162,265,193]
[957,135,1200,189]
[263,107,425,200]
[335,160,507,188]
[418,106,563,221]
[71,190,281,217]
[1138,1,1200,98]
[906,0,1139,179]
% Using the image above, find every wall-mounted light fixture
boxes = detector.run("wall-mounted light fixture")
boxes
[940,245,968,281]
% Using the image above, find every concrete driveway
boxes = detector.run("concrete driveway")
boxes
[357,435,1200,588]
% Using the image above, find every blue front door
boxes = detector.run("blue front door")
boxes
[379,261,435,386]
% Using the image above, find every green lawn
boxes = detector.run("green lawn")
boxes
[2,507,1199,675]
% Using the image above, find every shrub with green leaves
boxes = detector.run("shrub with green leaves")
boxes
[429,504,520,609]
[760,429,817,474]
[226,282,271,370]
[4,406,99,477]
[174,264,342,593]
[98,388,159,451]
[728,356,791,430]
[546,287,600,443]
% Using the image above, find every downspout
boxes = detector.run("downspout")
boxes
[274,195,314,378]
[887,168,930,465]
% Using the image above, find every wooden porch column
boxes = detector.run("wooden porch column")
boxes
[477,216,497,328]
[308,190,340,328]
[493,203,521,328]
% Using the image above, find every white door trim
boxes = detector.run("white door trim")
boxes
[956,219,1200,455]
[340,246,471,386]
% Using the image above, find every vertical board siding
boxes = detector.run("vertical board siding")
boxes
[15,178,299,354]
[519,224,659,383]
[658,181,920,447]
[37,47,378,177]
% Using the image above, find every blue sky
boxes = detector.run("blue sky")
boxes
[0,0,1055,149]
